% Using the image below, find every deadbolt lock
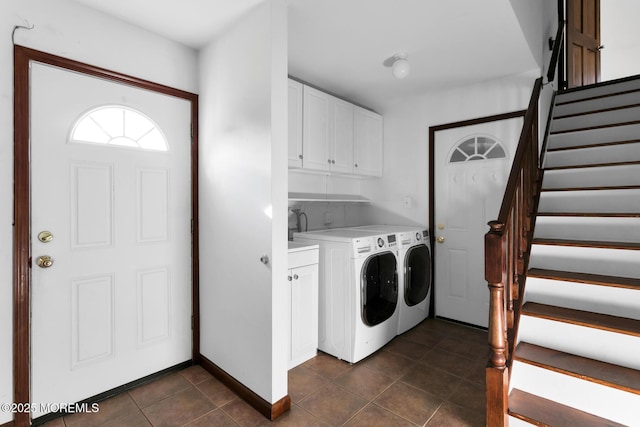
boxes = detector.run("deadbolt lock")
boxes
[38,230,53,243]
[36,255,54,268]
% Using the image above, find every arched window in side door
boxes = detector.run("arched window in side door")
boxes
[449,135,506,163]
[70,105,168,152]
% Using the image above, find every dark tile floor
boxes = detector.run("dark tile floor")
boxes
[41,318,487,426]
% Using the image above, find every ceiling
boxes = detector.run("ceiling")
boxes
[72,0,539,111]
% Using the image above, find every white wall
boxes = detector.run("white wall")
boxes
[199,0,288,404]
[360,70,541,228]
[359,0,559,228]
[601,0,640,81]
[0,0,198,423]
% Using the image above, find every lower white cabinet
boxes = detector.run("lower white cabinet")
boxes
[287,244,319,369]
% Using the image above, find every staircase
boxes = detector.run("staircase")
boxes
[507,77,640,426]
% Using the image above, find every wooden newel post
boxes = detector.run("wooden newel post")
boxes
[486,220,509,427]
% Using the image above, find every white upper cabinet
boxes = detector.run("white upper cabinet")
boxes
[354,106,383,177]
[288,79,303,168]
[330,97,354,174]
[302,85,331,171]
[302,85,354,174]
[291,79,382,177]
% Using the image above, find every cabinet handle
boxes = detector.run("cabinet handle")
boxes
[355,163,358,168]
[327,159,332,164]
[293,274,299,280]
[287,275,292,281]
[298,154,303,159]
[332,160,335,164]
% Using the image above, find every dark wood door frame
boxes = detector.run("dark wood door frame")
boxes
[428,110,525,321]
[13,45,200,427]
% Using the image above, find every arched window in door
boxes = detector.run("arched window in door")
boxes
[449,135,506,163]
[70,105,168,151]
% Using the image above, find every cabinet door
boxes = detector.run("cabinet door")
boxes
[302,86,331,171]
[331,98,355,174]
[290,263,318,368]
[354,106,383,177]
[288,79,303,168]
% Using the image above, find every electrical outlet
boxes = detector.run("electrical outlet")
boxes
[324,212,333,224]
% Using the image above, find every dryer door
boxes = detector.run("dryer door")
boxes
[361,252,398,326]
[405,244,432,306]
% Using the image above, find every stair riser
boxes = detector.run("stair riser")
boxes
[556,79,640,104]
[554,91,640,117]
[518,316,640,370]
[542,164,640,189]
[510,360,640,425]
[537,188,640,213]
[547,123,640,150]
[544,141,640,168]
[529,245,640,278]
[534,216,640,243]
[550,106,640,134]
[525,277,640,320]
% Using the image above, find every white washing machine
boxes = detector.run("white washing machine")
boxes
[293,228,399,363]
[349,225,432,334]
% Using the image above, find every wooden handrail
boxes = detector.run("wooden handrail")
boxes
[496,78,542,224]
[485,76,546,427]
[485,16,564,427]
[547,21,566,83]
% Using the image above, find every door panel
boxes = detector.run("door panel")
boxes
[434,118,521,327]
[567,0,601,88]
[30,62,192,417]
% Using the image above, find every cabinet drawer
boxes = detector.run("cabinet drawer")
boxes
[288,247,319,269]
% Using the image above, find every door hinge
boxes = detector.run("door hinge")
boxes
[190,123,194,139]
[191,315,195,330]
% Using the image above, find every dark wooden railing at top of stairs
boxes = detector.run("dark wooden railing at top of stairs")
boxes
[484,20,565,427]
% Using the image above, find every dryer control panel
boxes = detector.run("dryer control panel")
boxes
[353,234,397,258]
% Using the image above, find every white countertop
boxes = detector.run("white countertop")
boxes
[288,241,319,253]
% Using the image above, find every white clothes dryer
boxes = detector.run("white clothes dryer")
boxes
[349,226,432,334]
[293,228,399,363]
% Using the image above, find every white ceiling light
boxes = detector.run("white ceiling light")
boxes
[391,52,410,79]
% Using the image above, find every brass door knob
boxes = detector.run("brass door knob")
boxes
[436,236,445,244]
[36,255,53,268]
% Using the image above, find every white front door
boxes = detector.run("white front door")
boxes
[30,62,192,417]
[434,117,521,327]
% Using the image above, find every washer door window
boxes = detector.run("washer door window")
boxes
[361,252,398,326]
[405,245,432,306]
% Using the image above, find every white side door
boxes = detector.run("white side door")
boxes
[434,117,521,327]
[30,62,192,417]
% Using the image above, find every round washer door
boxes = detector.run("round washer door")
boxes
[361,252,398,326]
[404,244,432,306]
